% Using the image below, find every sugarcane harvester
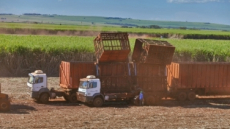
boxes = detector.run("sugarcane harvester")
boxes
[0,83,10,111]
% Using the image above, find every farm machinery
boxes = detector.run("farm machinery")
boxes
[0,83,10,111]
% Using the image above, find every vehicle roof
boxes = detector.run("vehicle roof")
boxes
[30,72,46,76]
[80,78,99,81]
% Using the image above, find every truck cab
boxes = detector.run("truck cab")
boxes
[77,75,137,107]
[27,70,50,103]
[77,75,103,107]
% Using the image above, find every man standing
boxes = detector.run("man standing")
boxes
[139,91,144,106]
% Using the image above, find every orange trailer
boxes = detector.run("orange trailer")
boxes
[60,61,96,89]
[167,62,230,101]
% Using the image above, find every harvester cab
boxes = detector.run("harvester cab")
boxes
[0,83,10,111]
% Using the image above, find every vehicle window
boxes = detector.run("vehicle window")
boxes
[79,81,89,89]
[92,82,97,88]
[89,83,93,88]
[89,82,97,88]
[28,76,34,84]
[35,77,43,83]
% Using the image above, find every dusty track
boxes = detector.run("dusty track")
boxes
[1,77,230,128]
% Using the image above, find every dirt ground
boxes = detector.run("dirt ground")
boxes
[1,77,230,129]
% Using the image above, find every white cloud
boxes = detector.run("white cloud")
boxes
[167,0,222,3]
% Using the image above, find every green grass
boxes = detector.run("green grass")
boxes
[0,34,230,62]
[0,35,96,55]
[163,39,230,62]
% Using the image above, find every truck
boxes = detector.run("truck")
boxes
[27,61,96,103]
[167,62,230,101]
[77,75,137,107]
[0,83,10,111]
[76,61,139,107]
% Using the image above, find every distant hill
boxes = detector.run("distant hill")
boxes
[0,14,230,31]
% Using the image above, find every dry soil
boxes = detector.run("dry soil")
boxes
[1,77,230,129]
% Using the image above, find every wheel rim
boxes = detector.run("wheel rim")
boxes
[43,95,48,100]
[94,98,102,107]
[41,94,49,103]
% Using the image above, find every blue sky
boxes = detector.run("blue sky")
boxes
[0,0,229,25]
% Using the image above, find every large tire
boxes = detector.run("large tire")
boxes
[93,97,104,107]
[187,91,196,101]
[68,93,77,103]
[0,100,10,111]
[39,93,49,104]
[177,92,187,101]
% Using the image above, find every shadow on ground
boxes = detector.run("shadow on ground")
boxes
[157,98,230,109]
[0,104,37,114]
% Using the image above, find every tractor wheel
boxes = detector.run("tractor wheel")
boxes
[93,97,104,107]
[39,93,49,104]
[177,92,187,101]
[187,91,196,101]
[0,100,10,111]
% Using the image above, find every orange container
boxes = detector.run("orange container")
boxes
[167,62,230,94]
[59,61,96,89]
[132,63,167,92]
[94,33,131,63]
[99,76,133,93]
[132,39,175,65]
[134,63,166,77]
[96,62,133,93]
[134,76,167,93]
[97,62,130,76]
